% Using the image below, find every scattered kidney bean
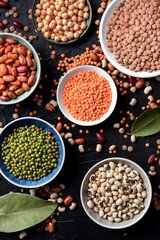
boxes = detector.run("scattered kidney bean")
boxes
[136,79,145,89]
[158,159,160,167]
[0,21,5,29]
[128,76,135,84]
[13,21,23,29]
[96,133,104,143]
[89,52,99,61]
[38,190,50,199]
[108,62,115,71]
[0,1,8,8]
[64,195,73,205]
[51,186,61,193]
[0,95,10,101]
[37,222,46,233]
[75,138,85,145]
[56,122,63,133]
[148,154,156,165]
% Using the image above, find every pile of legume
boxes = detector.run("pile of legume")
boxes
[63,70,112,121]
[34,0,90,42]
[87,161,147,222]
[106,0,160,72]
[1,125,59,181]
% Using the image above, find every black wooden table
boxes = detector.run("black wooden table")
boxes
[0,0,160,240]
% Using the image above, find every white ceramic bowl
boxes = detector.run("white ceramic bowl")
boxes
[57,65,117,126]
[80,157,152,229]
[99,0,160,78]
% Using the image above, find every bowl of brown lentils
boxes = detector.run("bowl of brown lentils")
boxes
[32,0,92,44]
[80,157,152,229]
[99,0,160,78]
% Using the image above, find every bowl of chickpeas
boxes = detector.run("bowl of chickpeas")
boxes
[32,0,92,44]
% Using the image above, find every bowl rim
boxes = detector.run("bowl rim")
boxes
[0,33,41,105]
[56,65,117,126]
[99,0,160,78]
[80,157,152,229]
[0,116,65,188]
[31,0,92,45]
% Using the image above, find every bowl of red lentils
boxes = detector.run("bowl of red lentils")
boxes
[99,0,160,78]
[32,0,92,44]
[57,65,117,126]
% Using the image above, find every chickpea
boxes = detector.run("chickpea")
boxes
[50,5,55,10]
[74,32,79,39]
[51,33,55,39]
[62,19,68,25]
[74,24,80,31]
[41,10,46,16]
[59,0,64,6]
[63,25,68,31]
[81,21,86,30]
[45,15,52,21]
[36,4,42,9]
[68,21,74,28]
[73,9,78,15]
[79,3,85,9]
[49,22,55,29]
[78,10,83,17]
[68,5,74,11]
[84,12,89,19]
[47,8,52,15]
[83,6,89,12]
[55,35,61,41]
[71,15,77,22]
[61,7,67,13]
[68,11,74,17]
[56,5,61,11]
[44,24,49,31]
[61,36,68,42]
[44,31,50,38]
[41,27,46,33]
[67,32,74,39]
[37,17,42,23]
[62,13,68,19]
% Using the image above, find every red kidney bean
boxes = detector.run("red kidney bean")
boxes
[158,159,160,167]
[96,133,104,143]
[0,21,5,29]
[148,154,155,164]
[37,222,46,233]
[0,1,8,8]
[128,76,135,84]
[5,38,17,45]
[13,21,23,29]
[8,91,16,99]
[0,47,5,56]
[0,95,10,101]
[64,195,73,205]
[38,190,50,199]
[17,65,28,73]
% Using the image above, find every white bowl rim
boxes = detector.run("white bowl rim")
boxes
[0,116,65,188]
[57,65,117,126]
[0,33,41,105]
[80,157,152,229]
[99,0,160,78]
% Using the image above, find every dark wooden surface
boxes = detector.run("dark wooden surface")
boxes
[0,0,160,239]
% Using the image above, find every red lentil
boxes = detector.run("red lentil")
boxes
[63,71,112,122]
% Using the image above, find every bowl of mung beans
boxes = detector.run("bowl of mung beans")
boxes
[32,0,92,44]
[57,65,117,126]
[99,0,160,78]
[0,117,65,188]
[80,157,152,229]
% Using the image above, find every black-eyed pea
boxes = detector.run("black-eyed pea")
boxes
[58,206,66,213]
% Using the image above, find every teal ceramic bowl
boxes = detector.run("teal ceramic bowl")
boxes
[32,0,92,44]
[0,33,41,105]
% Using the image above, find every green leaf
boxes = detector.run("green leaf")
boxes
[0,193,57,233]
[131,107,160,136]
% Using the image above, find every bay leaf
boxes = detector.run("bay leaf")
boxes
[131,107,160,136]
[0,193,57,233]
